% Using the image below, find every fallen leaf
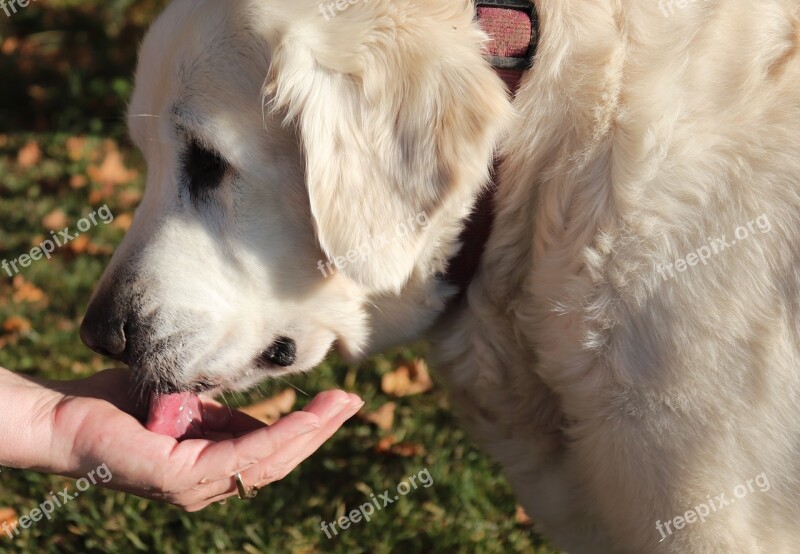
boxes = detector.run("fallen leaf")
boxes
[381,358,433,397]
[360,402,396,431]
[515,505,533,526]
[375,435,398,453]
[391,442,426,457]
[17,141,41,168]
[42,208,68,230]
[374,435,426,457]
[240,389,297,425]
[56,319,74,332]
[66,136,87,161]
[118,189,142,209]
[0,507,17,536]
[68,234,90,254]
[70,174,88,189]
[66,524,85,536]
[71,362,89,375]
[12,276,47,305]
[27,85,47,101]
[3,316,32,335]
[1,37,19,55]
[87,148,137,188]
[113,213,133,231]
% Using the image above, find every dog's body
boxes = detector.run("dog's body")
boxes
[80,1,800,551]
[438,2,800,551]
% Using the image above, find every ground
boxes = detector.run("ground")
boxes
[0,2,555,552]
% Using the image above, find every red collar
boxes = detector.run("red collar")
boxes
[478,0,538,89]
[442,1,538,297]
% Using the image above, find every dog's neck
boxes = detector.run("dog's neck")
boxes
[442,1,538,298]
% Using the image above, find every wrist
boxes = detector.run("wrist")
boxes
[0,367,69,472]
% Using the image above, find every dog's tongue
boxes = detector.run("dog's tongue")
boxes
[146,392,205,440]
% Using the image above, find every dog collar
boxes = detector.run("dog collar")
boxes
[477,0,539,89]
[441,1,538,299]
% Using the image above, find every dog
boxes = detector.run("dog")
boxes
[80,0,800,551]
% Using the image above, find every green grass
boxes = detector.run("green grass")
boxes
[0,2,555,553]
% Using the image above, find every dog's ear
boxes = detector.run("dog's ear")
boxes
[267,0,511,293]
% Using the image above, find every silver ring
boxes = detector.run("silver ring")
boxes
[235,472,259,500]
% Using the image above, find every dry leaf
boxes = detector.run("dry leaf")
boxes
[390,442,425,457]
[42,209,68,230]
[3,316,32,335]
[360,402,396,431]
[70,174,88,189]
[28,85,47,101]
[0,507,17,536]
[113,213,133,231]
[381,358,433,397]
[68,234,90,254]
[12,276,47,305]
[17,141,41,168]
[374,435,426,457]
[515,505,533,526]
[66,136,87,161]
[87,149,137,188]
[240,389,297,424]
[375,434,398,453]
[1,37,18,55]
[88,190,104,204]
[118,189,142,209]
[71,361,89,375]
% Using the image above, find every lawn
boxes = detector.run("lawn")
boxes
[0,2,555,553]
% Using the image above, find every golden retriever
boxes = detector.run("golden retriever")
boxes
[80,0,800,551]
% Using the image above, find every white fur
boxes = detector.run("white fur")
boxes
[96,0,800,551]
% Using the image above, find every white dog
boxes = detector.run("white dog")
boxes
[80,0,800,551]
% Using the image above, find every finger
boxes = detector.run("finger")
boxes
[200,399,266,434]
[206,395,363,504]
[192,393,362,504]
[243,393,363,486]
[56,368,147,418]
[184,390,354,482]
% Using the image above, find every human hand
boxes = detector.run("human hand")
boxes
[21,368,362,511]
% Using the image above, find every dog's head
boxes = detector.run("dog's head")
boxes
[80,0,509,395]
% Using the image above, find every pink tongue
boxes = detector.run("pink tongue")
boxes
[146,392,205,440]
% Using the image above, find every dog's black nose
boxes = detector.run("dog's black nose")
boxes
[259,337,297,367]
[80,292,128,361]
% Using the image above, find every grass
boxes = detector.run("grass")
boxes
[0,2,556,553]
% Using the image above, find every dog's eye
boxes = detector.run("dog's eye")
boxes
[182,139,229,200]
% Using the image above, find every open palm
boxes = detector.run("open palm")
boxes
[45,369,362,511]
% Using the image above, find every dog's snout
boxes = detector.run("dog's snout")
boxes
[259,336,297,368]
[80,292,128,361]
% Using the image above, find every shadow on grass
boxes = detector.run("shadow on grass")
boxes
[0,0,168,137]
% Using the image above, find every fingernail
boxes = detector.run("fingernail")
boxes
[329,394,352,413]
[299,423,320,435]
[350,401,365,412]
[338,393,353,405]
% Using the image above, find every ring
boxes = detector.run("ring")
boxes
[235,472,259,500]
